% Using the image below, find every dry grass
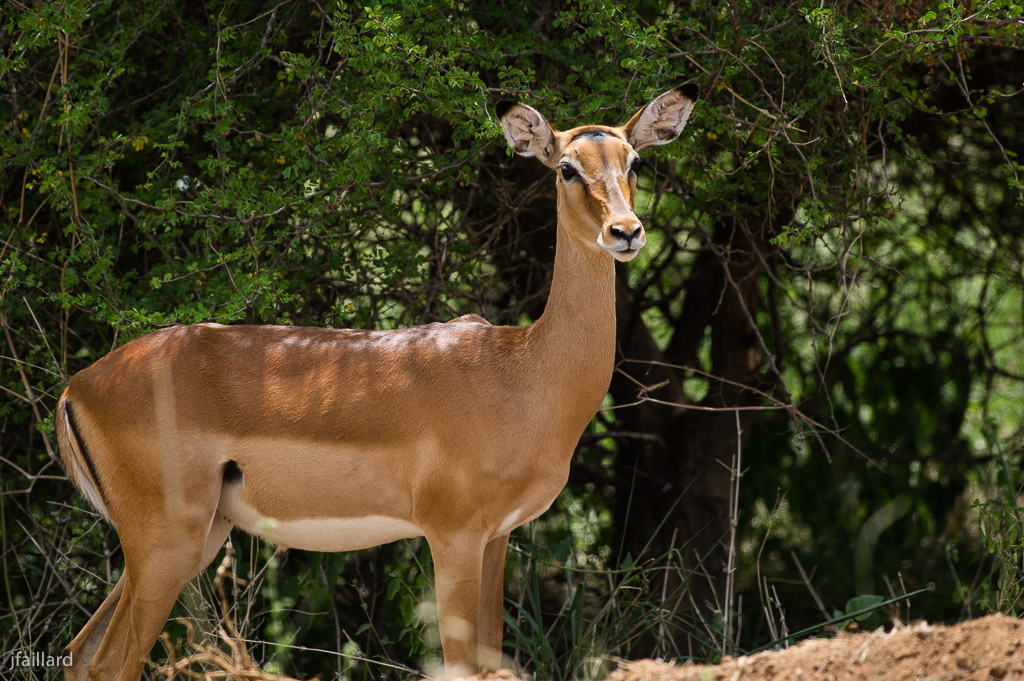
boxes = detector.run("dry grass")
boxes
[155,544,301,681]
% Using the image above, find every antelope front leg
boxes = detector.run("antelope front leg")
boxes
[428,533,487,677]
[478,533,509,671]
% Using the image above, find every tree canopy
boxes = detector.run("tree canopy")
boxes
[2,1,1022,678]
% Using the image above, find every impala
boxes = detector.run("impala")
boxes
[57,84,698,680]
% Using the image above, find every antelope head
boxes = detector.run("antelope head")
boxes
[498,84,699,262]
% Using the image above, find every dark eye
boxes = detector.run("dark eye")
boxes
[630,156,644,174]
[558,164,578,181]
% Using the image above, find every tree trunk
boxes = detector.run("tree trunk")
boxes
[609,213,774,655]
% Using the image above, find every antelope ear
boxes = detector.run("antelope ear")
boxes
[497,101,560,167]
[621,84,699,150]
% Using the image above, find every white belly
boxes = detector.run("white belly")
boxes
[218,482,421,551]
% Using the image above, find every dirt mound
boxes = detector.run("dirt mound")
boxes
[605,614,1024,681]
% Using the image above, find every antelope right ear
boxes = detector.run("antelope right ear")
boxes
[621,84,699,150]
[497,101,560,167]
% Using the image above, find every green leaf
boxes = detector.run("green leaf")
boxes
[843,594,885,621]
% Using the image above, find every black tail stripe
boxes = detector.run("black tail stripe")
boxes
[64,400,111,511]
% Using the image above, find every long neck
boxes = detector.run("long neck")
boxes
[528,203,618,429]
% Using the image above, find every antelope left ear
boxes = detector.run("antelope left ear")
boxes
[621,84,699,150]
[497,100,561,167]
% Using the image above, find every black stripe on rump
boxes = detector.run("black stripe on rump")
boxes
[64,400,111,511]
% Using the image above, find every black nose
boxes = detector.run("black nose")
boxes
[610,225,642,241]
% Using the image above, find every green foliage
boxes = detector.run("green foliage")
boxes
[262,547,299,674]
[974,498,1024,615]
[503,536,708,681]
[971,432,1024,616]
[832,594,885,629]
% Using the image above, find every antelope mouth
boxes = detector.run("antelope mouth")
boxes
[599,233,647,261]
[610,247,641,262]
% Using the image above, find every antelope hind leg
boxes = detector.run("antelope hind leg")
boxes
[63,571,126,681]
[64,507,232,680]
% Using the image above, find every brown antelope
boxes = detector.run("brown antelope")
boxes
[57,85,698,680]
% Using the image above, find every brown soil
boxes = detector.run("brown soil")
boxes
[478,614,1024,681]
